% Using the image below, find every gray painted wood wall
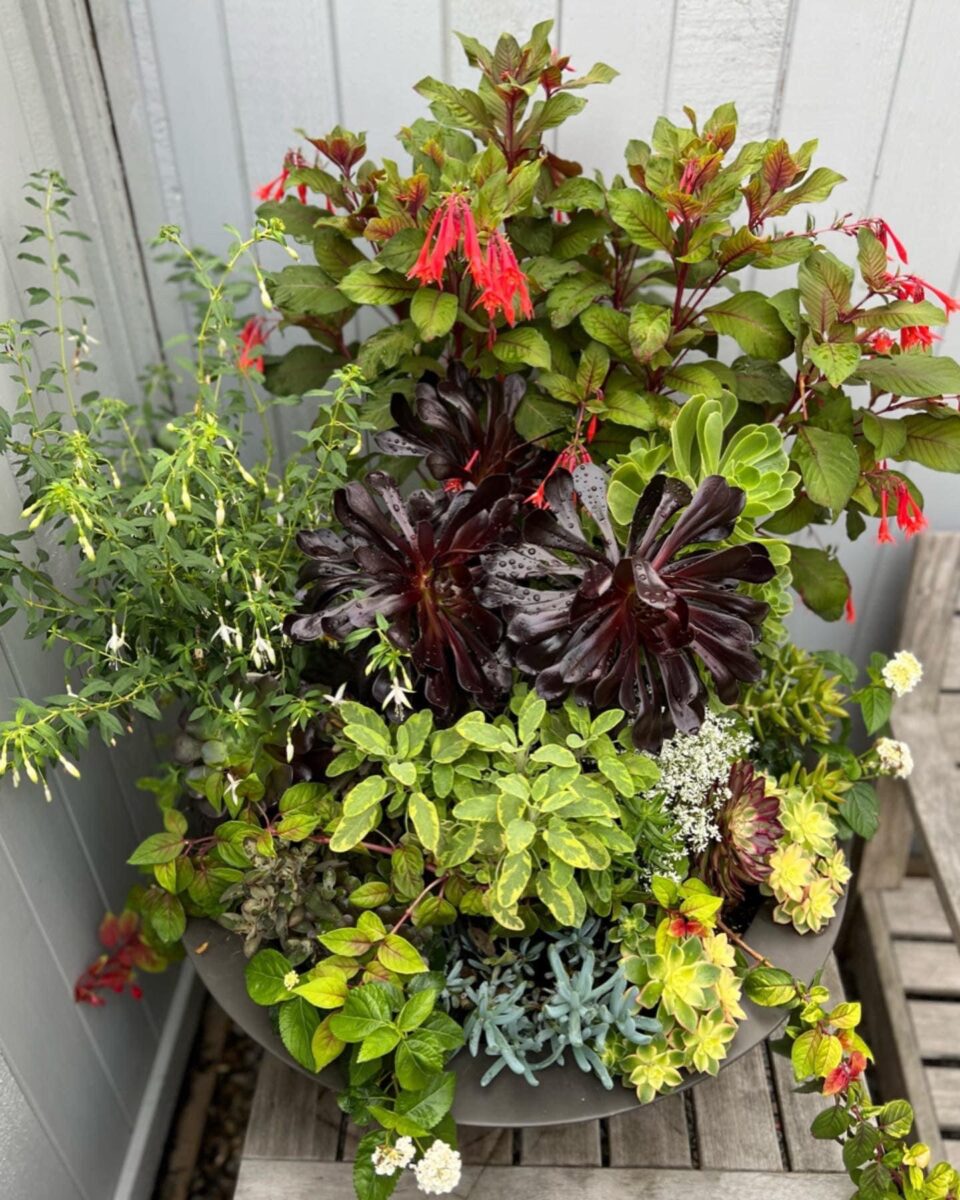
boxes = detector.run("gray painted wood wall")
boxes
[2,1,959,1198]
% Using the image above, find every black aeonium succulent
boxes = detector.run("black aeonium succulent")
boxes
[283,471,517,716]
[482,464,775,749]
[375,362,550,494]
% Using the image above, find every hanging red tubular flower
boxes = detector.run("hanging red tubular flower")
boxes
[845,593,856,624]
[887,271,960,314]
[408,194,484,287]
[900,325,936,350]
[255,152,307,204]
[877,487,896,545]
[822,1050,867,1096]
[895,481,928,538]
[474,230,534,326]
[867,331,894,354]
[238,317,267,374]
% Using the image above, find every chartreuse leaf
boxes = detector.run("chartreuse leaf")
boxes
[608,189,674,252]
[744,966,797,1007]
[349,881,392,909]
[495,851,532,908]
[808,341,860,388]
[536,871,578,925]
[410,288,458,341]
[408,792,441,853]
[245,948,294,1005]
[311,1015,346,1072]
[377,934,427,975]
[293,970,349,1009]
[128,831,185,866]
[580,306,633,358]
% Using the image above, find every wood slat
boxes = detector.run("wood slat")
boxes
[882,878,953,941]
[894,940,960,998]
[692,1045,783,1171]
[909,1001,960,1061]
[458,1125,514,1166]
[235,1161,855,1199]
[769,957,845,1173]
[940,614,960,692]
[927,1067,960,1132]
[840,892,945,1161]
[895,536,960,704]
[607,1096,692,1168]
[520,1119,601,1166]
[242,1056,338,1161]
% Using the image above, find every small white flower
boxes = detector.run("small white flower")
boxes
[382,680,413,714]
[876,737,914,779]
[250,633,276,670]
[252,569,264,593]
[105,620,128,658]
[372,1136,416,1176]
[323,682,348,706]
[881,650,923,697]
[214,617,242,651]
[413,1140,462,1194]
[282,970,299,991]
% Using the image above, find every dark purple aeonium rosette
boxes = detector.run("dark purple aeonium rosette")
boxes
[283,470,517,717]
[374,362,550,495]
[481,462,775,750]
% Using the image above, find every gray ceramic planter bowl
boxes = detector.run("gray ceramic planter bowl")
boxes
[185,882,848,1127]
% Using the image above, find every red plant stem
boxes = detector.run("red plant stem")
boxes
[717,917,774,967]
[390,874,447,936]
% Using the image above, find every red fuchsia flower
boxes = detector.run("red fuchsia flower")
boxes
[474,230,534,327]
[845,593,856,624]
[255,151,307,204]
[867,331,894,354]
[408,193,484,287]
[238,317,267,374]
[900,325,937,350]
[895,480,928,537]
[877,487,896,545]
[886,270,960,314]
[823,1050,867,1096]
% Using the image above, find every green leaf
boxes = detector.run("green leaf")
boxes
[128,831,185,866]
[577,341,610,398]
[856,355,960,398]
[839,783,879,840]
[629,303,671,363]
[330,805,382,853]
[798,252,852,333]
[858,686,892,735]
[808,341,861,388]
[353,1133,401,1200]
[504,817,537,853]
[279,996,318,1071]
[343,724,392,757]
[842,1122,881,1171]
[330,983,393,1041]
[791,1028,819,1078]
[853,299,947,330]
[338,259,417,305]
[355,322,418,379]
[391,843,424,901]
[408,792,441,853]
[245,949,294,1005]
[547,177,605,211]
[410,288,458,341]
[704,291,792,360]
[264,344,341,396]
[857,228,888,290]
[491,326,552,370]
[311,1014,346,1072]
[788,544,849,621]
[877,1098,914,1139]
[293,971,349,1009]
[810,1105,852,1140]
[271,265,347,315]
[580,306,632,358]
[546,275,613,328]
[608,189,674,252]
[893,411,960,471]
[857,1162,895,1200]
[342,774,389,815]
[377,934,428,975]
[394,1070,456,1130]
[275,811,320,842]
[530,744,577,768]
[536,871,578,925]
[397,987,437,1033]
[795,426,860,510]
[358,1024,401,1063]
[495,851,532,908]
[861,411,908,458]
[142,889,185,943]
[317,926,375,957]
[743,966,797,1008]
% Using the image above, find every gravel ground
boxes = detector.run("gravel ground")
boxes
[153,1002,262,1200]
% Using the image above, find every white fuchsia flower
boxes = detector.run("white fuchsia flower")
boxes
[876,737,914,779]
[372,1135,416,1176]
[105,620,128,658]
[413,1140,462,1194]
[881,650,923,697]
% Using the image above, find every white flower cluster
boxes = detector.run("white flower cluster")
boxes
[370,1138,462,1194]
[881,650,923,697]
[653,712,754,857]
[875,737,914,779]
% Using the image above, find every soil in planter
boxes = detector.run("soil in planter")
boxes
[152,999,261,1200]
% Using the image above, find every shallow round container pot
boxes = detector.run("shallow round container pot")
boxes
[185,883,847,1127]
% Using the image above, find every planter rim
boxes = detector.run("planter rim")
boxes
[185,880,848,1127]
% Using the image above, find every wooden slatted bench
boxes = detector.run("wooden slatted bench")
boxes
[234,959,852,1198]
[848,532,960,1166]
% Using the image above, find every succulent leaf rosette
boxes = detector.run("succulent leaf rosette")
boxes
[4,21,959,1200]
